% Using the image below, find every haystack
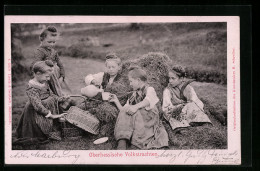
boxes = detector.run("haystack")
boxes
[121,52,172,101]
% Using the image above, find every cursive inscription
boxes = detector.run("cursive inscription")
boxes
[156,150,239,164]
[10,150,80,164]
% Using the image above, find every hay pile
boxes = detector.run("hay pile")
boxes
[202,100,227,125]
[164,121,227,149]
[121,52,172,101]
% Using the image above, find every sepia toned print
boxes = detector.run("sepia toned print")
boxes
[5,16,240,165]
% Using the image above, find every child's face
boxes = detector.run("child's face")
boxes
[168,71,182,87]
[35,68,53,83]
[128,76,141,91]
[41,34,57,49]
[106,60,120,76]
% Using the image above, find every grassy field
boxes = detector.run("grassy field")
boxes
[12,23,227,150]
[19,23,227,83]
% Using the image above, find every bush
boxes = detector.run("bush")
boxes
[185,67,227,84]
[63,42,105,59]
[11,38,28,83]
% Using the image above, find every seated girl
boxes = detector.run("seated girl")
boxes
[13,60,67,145]
[109,67,169,150]
[85,52,123,90]
[82,53,130,136]
[162,66,212,131]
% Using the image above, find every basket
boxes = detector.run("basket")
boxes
[58,95,100,139]
[66,106,100,135]
[60,121,83,139]
[57,95,86,139]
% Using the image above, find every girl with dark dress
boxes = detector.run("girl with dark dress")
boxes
[31,26,66,96]
[13,60,67,145]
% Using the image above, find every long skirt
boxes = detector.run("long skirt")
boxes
[168,102,212,131]
[49,64,63,96]
[114,106,169,149]
[13,96,58,145]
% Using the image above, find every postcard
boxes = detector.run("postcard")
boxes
[4,16,240,165]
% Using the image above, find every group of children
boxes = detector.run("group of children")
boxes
[13,26,212,150]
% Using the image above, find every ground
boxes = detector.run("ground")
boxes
[12,23,227,150]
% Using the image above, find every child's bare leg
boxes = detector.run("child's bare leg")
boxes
[117,139,127,150]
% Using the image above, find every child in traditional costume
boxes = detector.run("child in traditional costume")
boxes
[13,60,67,145]
[109,67,169,150]
[84,53,123,90]
[31,26,68,96]
[82,53,130,137]
[162,66,212,131]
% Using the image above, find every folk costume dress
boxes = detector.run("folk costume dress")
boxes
[162,80,212,131]
[84,72,130,136]
[114,85,169,149]
[32,46,65,96]
[13,80,61,145]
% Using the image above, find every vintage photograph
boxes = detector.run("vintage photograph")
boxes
[5,16,240,165]
[10,22,227,150]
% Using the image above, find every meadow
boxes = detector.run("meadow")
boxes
[12,23,227,150]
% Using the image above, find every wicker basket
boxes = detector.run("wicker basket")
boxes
[58,95,99,139]
[66,106,100,135]
[60,121,83,139]
[57,95,92,139]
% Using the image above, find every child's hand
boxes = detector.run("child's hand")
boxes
[50,113,67,119]
[108,94,119,103]
[127,105,138,115]
[49,115,59,119]
[60,113,67,118]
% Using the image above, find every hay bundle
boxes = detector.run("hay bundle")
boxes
[121,52,172,101]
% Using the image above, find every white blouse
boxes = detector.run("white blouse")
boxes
[85,72,105,86]
[144,87,159,110]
